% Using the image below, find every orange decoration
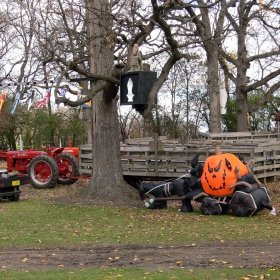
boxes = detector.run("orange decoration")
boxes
[201,153,249,197]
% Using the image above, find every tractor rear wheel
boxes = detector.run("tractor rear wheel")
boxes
[56,153,79,185]
[28,155,59,189]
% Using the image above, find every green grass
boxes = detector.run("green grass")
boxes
[0,198,280,279]
[0,199,279,248]
[0,267,279,280]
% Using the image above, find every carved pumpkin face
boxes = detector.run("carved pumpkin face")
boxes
[201,153,249,196]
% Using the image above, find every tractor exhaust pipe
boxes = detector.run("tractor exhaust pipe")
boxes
[19,134,23,151]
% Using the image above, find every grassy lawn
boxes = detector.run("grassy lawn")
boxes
[1,267,279,280]
[0,182,279,279]
[0,199,279,247]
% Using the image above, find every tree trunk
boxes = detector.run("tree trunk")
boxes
[236,9,249,132]
[83,93,131,201]
[82,0,137,202]
[82,108,92,144]
[236,61,249,131]
[207,48,221,133]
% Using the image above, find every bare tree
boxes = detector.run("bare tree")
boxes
[118,107,141,142]
[220,0,280,131]
[183,0,230,132]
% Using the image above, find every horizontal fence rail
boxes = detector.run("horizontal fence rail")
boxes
[79,132,280,183]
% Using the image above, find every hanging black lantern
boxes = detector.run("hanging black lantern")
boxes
[120,71,157,106]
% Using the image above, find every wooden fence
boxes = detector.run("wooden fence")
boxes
[79,132,280,183]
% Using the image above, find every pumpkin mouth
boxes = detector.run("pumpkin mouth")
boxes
[205,167,227,191]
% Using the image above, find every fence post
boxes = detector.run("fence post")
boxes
[154,133,159,176]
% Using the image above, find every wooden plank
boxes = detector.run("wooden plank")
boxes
[79,154,92,159]
[121,155,147,159]
[257,141,280,147]
[253,146,280,154]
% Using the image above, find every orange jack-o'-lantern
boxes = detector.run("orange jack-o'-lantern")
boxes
[201,153,249,197]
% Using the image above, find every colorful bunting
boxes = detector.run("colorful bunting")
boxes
[77,86,91,108]
[57,87,67,108]
[0,92,6,113]
[35,88,51,109]
[21,90,35,111]
[10,92,21,114]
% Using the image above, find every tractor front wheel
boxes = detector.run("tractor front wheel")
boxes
[28,155,59,189]
[56,153,79,185]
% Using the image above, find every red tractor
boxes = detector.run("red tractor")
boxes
[5,143,79,189]
[0,145,8,160]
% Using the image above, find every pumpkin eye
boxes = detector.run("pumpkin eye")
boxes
[208,163,213,173]
[208,160,222,173]
[225,158,232,171]
[214,160,222,172]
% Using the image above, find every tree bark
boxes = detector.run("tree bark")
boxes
[206,46,221,133]
[82,108,92,144]
[82,0,137,202]
[236,42,249,132]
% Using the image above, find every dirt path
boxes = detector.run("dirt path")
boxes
[1,241,280,271]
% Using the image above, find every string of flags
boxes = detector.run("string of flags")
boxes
[20,90,35,111]
[0,87,91,114]
[0,80,55,88]
[0,78,93,114]
[0,77,94,88]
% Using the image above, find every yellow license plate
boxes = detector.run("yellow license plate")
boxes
[12,180,20,186]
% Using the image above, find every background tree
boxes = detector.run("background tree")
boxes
[220,0,280,131]
[118,107,141,142]
[184,0,229,133]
